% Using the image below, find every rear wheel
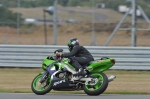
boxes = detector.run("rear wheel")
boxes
[83,72,108,96]
[31,74,52,95]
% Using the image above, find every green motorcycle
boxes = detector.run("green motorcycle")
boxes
[31,49,116,96]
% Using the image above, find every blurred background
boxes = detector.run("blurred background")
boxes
[0,0,150,94]
[0,0,150,46]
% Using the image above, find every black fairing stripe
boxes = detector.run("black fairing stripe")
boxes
[51,77,76,89]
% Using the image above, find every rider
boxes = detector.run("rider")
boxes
[56,38,94,76]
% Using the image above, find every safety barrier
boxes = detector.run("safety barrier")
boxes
[0,44,150,70]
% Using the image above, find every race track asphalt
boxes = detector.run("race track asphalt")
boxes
[0,93,150,99]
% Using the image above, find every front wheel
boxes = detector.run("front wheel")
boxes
[31,73,52,95]
[83,72,108,96]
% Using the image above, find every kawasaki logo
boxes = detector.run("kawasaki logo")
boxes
[53,79,66,86]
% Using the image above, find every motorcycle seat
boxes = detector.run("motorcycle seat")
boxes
[82,57,109,69]
[82,61,94,69]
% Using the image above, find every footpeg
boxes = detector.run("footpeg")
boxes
[71,76,82,81]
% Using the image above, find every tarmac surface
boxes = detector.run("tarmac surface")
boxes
[0,93,150,99]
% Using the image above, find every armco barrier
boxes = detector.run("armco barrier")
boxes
[0,44,150,70]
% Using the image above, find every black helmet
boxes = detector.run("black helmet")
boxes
[67,38,79,51]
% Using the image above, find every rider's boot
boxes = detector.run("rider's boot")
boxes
[73,68,85,76]
[72,68,85,80]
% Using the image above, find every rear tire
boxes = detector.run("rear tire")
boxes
[83,72,108,96]
[31,74,52,95]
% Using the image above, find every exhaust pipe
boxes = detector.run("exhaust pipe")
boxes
[108,75,116,82]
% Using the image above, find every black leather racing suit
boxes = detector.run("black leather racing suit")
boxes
[62,45,94,71]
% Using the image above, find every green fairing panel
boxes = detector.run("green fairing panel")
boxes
[56,63,65,70]
[87,58,115,72]
[43,58,56,65]
[62,58,75,69]
[42,58,56,70]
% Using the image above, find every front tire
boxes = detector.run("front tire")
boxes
[83,72,108,96]
[31,74,52,95]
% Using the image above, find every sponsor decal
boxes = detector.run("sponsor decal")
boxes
[53,79,66,86]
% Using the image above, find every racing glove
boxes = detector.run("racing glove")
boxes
[55,53,62,58]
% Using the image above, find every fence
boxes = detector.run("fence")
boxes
[0,0,150,46]
[0,44,150,70]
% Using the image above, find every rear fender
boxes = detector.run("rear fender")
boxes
[87,58,116,72]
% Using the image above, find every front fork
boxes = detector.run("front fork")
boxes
[39,63,56,83]
[40,71,49,83]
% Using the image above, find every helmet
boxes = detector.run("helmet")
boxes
[67,38,79,51]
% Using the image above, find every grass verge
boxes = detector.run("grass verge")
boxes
[0,68,150,94]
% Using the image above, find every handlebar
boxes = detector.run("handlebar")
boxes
[56,57,62,62]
